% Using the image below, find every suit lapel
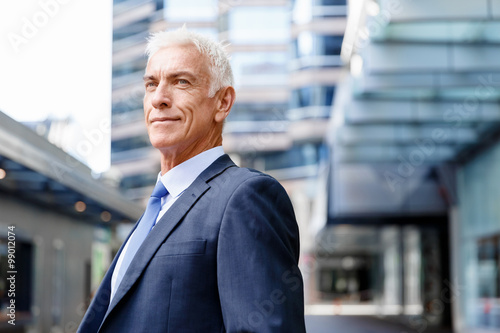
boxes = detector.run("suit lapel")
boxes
[100,154,236,324]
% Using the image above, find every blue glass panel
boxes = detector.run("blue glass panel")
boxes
[290,86,336,108]
[294,34,344,58]
[111,135,150,153]
[263,143,323,170]
[228,103,287,122]
[319,0,346,5]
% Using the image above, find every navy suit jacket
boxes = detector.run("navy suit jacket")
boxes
[78,155,306,332]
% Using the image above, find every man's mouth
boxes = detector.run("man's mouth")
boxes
[150,117,180,124]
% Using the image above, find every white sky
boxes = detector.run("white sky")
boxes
[0,0,112,172]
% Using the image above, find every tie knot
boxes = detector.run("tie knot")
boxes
[151,181,168,198]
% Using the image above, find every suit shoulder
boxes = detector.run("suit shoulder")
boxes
[225,166,280,186]
[204,156,287,195]
[219,166,291,200]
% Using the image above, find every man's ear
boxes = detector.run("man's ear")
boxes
[214,86,236,123]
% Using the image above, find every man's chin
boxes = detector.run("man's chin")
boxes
[150,139,176,151]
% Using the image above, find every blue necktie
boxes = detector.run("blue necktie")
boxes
[113,181,168,292]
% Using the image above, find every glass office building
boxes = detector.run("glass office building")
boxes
[457,142,500,331]
[112,0,162,204]
[321,0,500,331]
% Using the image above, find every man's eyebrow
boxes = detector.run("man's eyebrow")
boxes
[143,74,156,81]
[143,71,196,81]
[168,71,197,80]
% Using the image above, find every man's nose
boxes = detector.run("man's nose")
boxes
[151,84,172,109]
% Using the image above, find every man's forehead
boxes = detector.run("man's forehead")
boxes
[146,44,208,73]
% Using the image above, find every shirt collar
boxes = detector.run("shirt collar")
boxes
[157,146,225,198]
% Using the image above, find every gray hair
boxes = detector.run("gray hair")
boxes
[145,26,234,98]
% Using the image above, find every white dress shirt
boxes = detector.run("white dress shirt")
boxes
[110,146,225,301]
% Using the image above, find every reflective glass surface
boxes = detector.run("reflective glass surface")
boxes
[290,86,336,109]
[121,172,158,190]
[293,34,344,59]
[163,0,217,21]
[226,7,290,44]
[263,143,323,170]
[231,52,288,87]
[458,141,500,329]
[292,0,347,23]
[228,103,287,122]
[112,135,151,153]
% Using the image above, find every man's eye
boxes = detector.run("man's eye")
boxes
[146,82,157,88]
[178,79,189,85]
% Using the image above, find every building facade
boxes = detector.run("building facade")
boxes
[456,140,500,331]
[317,0,500,331]
[0,111,142,332]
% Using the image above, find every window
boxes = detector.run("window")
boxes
[263,144,321,170]
[228,103,287,122]
[477,236,499,299]
[111,135,151,154]
[324,35,344,56]
[112,95,144,115]
[293,0,347,23]
[475,235,500,329]
[290,86,336,109]
[121,173,158,190]
[293,34,344,59]
[292,0,347,6]
[230,52,288,87]
[319,0,346,5]
[226,7,290,44]
[291,86,314,109]
[163,0,217,22]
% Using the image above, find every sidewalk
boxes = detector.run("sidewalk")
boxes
[305,315,453,333]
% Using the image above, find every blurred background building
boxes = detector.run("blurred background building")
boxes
[322,0,500,332]
[0,111,142,332]
[1,0,500,332]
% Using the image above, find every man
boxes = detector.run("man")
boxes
[78,27,306,332]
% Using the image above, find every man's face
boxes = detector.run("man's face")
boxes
[143,44,221,156]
